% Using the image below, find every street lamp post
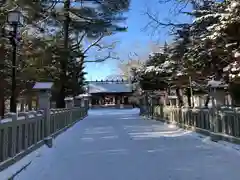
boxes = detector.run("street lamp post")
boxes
[7,10,23,113]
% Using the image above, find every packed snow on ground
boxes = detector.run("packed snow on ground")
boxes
[89,108,139,115]
[0,145,50,180]
[1,108,240,180]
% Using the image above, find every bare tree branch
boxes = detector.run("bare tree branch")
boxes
[82,33,105,54]
[71,32,87,50]
[78,32,87,44]
[143,0,192,38]
[145,9,180,27]
[84,52,119,63]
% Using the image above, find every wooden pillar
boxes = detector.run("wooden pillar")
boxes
[0,95,4,119]
[27,95,32,111]
[125,96,129,104]
[113,96,115,104]
[117,96,120,105]
[89,97,92,107]
[20,99,24,111]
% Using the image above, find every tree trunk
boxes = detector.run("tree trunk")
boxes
[56,0,70,109]
[229,82,240,107]
[166,87,171,105]
[0,95,5,119]
[56,91,66,108]
[204,95,210,108]
[27,97,32,111]
[186,88,191,107]
[20,102,24,111]
[176,87,183,107]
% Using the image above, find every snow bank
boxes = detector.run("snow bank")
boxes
[0,145,50,180]
[148,116,240,154]
[194,134,240,154]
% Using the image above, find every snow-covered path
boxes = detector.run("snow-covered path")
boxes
[11,109,240,180]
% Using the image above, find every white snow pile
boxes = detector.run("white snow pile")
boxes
[197,135,240,154]
[207,1,240,41]
[142,60,176,74]
[225,42,238,48]
[234,51,240,58]
[227,1,240,12]
[144,66,162,73]
[176,70,184,76]
[223,60,240,79]
[193,13,221,24]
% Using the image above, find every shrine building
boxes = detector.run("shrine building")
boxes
[87,79,133,108]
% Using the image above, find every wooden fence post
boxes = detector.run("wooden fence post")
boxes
[38,91,51,138]
[65,97,73,124]
[11,113,17,157]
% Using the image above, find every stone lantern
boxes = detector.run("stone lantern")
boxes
[168,95,178,107]
[75,93,92,109]
[33,82,53,110]
[207,80,227,107]
[33,82,53,137]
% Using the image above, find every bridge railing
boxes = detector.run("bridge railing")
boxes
[0,107,87,170]
[142,105,240,143]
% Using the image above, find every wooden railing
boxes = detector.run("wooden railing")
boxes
[141,105,240,143]
[0,107,87,170]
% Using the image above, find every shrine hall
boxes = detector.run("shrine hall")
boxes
[87,80,133,108]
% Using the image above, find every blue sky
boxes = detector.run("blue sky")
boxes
[84,0,192,81]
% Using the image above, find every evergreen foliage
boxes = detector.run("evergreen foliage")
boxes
[0,0,130,114]
[136,1,240,92]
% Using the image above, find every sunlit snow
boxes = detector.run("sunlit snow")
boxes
[1,108,240,180]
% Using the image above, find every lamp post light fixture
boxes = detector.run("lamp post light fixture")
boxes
[7,10,23,113]
[7,10,24,26]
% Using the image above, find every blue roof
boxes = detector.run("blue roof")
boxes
[88,81,132,93]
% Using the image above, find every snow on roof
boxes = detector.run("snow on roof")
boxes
[64,97,73,101]
[207,80,227,88]
[75,93,91,99]
[88,81,132,93]
[79,93,91,97]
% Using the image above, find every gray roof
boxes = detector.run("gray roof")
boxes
[88,81,132,93]
[33,82,53,89]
